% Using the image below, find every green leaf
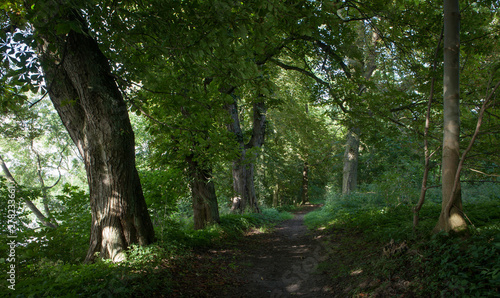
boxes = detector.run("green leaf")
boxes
[55,23,71,35]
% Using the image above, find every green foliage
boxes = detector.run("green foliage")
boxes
[140,168,187,217]
[14,246,172,297]
[16,184,90,265]
[260,71,340,206]
[416,232,500,297]
[309,187,500,296]
[155,208,293,249]
[8,207,291,296]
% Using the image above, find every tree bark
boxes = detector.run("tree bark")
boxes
[35,11,155,262]
[301,161,309,204]
[301,103,309,204]
[227,99,266,213]
[272,182,279,207]
[342,128,360,195]
[341,28,378,195]
[186,156,220,230]
[434,0,467,233]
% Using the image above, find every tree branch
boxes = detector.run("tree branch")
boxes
[445,79,500,217]
[0,154,57,229]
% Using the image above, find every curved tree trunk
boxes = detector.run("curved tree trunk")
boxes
[434,0,467,233]
[35,10,155,262]
[227,99,266,213]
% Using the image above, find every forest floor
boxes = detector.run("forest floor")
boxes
[166,204,411,297]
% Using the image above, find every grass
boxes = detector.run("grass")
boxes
[7,207,292,297]
[306,185,500,297]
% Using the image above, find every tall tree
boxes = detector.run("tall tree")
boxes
[227,98,267,213]
[27,1,155,261]
[434,0,467,233]
[342,23,379,195]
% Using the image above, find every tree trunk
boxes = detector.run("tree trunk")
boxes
[301,161,309,204]
[31,140,56,223]
[341,28,378,195]
[434,0,467,233]
[342,128,360,195]
[35,12,155,262]
[272,182,279,207]
[414,29,443,229]
[187,156,220,230]
[0,154,57,229]
[227,99,266,213]
[301,103,309,204]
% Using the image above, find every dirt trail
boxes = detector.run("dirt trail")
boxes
[228,204,333,297]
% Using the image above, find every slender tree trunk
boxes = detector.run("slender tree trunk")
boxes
[34,11,155,262]
[227,99,266,213]
[342,128,360,195]
[31,140,55,222]
[301,161,309,204]
[301,103,309,204]
[0,155,57,229]
[434,0,467,233]
[414,29,443,229]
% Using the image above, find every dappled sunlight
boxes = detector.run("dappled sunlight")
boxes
[350,268,363,276]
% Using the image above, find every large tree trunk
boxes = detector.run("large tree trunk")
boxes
[434,0,467,233]
[227,99,266,213]
[35,11,155,262]
[186,156,220,230]
[342,128,360,195]
[341,28,378,195]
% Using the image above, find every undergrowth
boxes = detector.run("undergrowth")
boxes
[306,184,500,297]
[3,208,291,297]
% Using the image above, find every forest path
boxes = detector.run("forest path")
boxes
[170,204,337,297]
[227,204,333,297]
